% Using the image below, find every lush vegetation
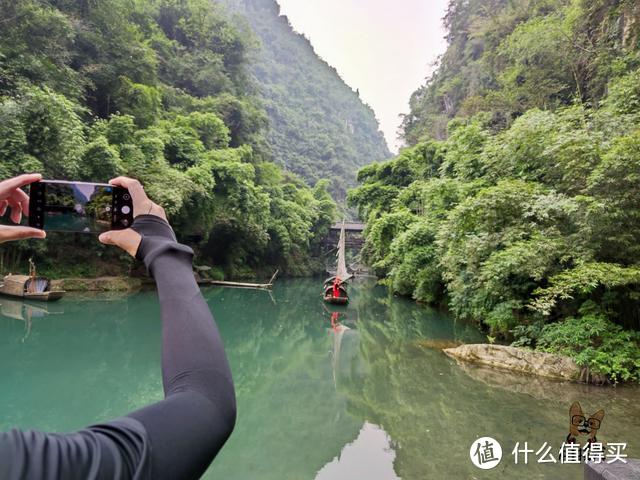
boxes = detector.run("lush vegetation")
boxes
[221,0,391,202]
[350,0,640,382]
[0,0,341,278]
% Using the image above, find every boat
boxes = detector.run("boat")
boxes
[0,275,65,301]
[323,276,349,304]
[323,221,352,304]
[0,259,65,302]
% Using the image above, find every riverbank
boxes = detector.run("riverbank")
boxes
[51,277,143,292]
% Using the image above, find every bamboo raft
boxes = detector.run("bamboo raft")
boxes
[198,270,278,290]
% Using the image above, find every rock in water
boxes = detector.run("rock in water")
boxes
[443,344,581,381]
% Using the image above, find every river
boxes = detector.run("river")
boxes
[0,278,638,479]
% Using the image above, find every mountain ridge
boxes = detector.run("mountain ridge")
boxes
[220,0,391,201]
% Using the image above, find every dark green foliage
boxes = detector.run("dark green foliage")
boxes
[0,0,338,277]
[537,308,640,384]
[220,0,391,201]
[115,77,162,128]
[350,0,640,381]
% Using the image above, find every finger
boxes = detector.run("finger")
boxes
[0,174,42,199]
[109,176,148,204]
[98,231,117,246]
[99,228,141,258]
[0,200,7,217]
[10,187,29,217]
[7,198,22,224]
[98,230,124,246]
[0,226,46,243]
[98,229,139,257]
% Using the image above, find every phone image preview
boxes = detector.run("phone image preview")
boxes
[28,180,134,233]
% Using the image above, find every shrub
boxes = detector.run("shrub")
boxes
[537,312,640,384]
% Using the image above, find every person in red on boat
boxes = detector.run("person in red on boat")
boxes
[332,277,341,298]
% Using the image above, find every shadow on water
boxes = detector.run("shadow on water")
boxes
[0,280,638,479]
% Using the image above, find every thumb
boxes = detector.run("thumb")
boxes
[98,230,120,245]
[99,229,141,258]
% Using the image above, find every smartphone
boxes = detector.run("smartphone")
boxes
[27,180,134,233]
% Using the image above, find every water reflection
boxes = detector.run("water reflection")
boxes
[315,422,400,480]
[343,282,639,478]
[206,284,363,480]
[0,298,69,343]
[325,310,360,390]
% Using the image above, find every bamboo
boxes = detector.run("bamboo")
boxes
[206,280,273,289]
[202,270,279,290]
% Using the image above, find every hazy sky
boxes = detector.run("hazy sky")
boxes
[276,0,449,153]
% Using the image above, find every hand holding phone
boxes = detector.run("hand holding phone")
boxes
[28,180,134,233]
[98,176,168,257]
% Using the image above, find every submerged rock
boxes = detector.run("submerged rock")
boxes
[443,344,581,381]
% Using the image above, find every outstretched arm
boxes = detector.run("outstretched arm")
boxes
[100,177,236,479]
[0,176,235,480]
[125,214,236,479]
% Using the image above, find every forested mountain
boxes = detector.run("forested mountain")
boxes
[220,0,391,201]
[351,0,640,383]
[0,0,338,278]
[402,0,640,143]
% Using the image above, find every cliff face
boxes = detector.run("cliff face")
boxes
[401,0,640,144]
[220,0,391,201]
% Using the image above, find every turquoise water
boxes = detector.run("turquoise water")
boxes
[0,278,638,479]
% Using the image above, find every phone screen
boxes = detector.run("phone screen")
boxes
[27,181,134,233]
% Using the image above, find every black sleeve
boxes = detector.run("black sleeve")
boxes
[0,215,236,480]
[127,215,236,479]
